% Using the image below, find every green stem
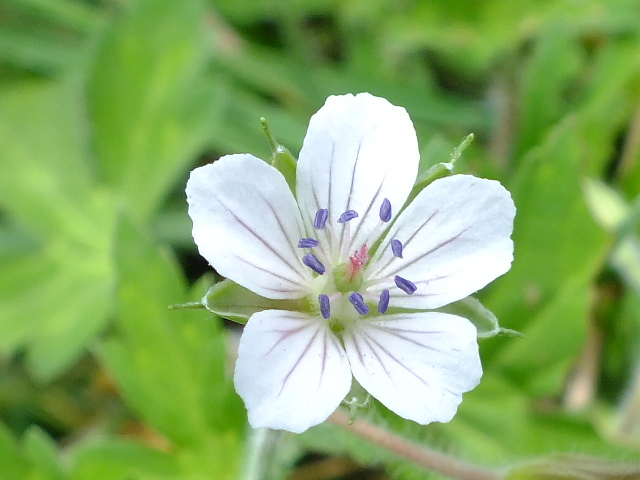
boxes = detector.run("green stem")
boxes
[167,302,205,310]
[328,410,503,480]
[241,428,269,480]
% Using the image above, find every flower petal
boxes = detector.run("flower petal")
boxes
[343,313,481,424]
[187,154,311,299]
[234,310,352,433]
[367,175,515,309]
[296,93,419,260]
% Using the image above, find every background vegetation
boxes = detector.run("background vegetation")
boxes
[1,0,640,478]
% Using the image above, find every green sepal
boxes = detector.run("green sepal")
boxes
[406,133,474,205]
[436,296,522,338]
[202,279,307,324]
[261,117,297,195]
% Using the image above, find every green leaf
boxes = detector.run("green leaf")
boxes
[101,214,244,451]
[583,179,629,232]
[0,423,27,479]
[203,279,305,324]
[22,427,64,480]
[88,0,217,220]
[484,118,609,335]
[514,29,584,160]
[574,35,640,176]
[0,80,97,238]
[584,179,640,293]
[2,0,101,32]
[491,277,593,396]
[0,424,67,480]
[0,28,81,74]
[69,438,179,480]
[0,80,115,380]
[505,454,640,480]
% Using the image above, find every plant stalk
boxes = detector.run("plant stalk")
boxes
[328,410,503,480]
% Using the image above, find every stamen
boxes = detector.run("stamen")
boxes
[302,253,325,275]
[314,209,329,229]
[318,294,331,319]
[338,210,358,261]
[394,275,417,295]
[379,198,392,222]
[391,239,403,258]
[297,238,319,248]
[349,292,370,315]
[337,210,358,223]
[377,289,390,314]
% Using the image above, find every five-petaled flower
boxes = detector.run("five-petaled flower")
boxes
[186,93,515,433]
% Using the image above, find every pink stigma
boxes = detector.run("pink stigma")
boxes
[347,244,369,281]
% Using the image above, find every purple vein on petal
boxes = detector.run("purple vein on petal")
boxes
[236,256,304,291]
[388,290,439,300]
[370,211,440,274]
[327,141,335,224]
[337,139,365,249]
[257,188,305,268]
[355,328,399,388]
[318,328,330,390]
[399,211,440,249]
[367,323,446,355]
[211,192,304,279]
[264,323,309,357]
[382,227,471,278]
[387,262,480,299]
[318,142,337,254]
[277,325,321,398]
[357,326,431,387]
[349,330,366,365]
[344,139,364,214]
[350,172,389,249]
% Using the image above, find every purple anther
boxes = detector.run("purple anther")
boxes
[337,210,358,223]
[379,198,392,222]
[314,209,329,229]
[319,294,331,319]
[349,292,370,315]
[394,275,417,295]
[391,239,403,258]
[378,289,390,314]
[302,253,325,275]
[297,238,319,248]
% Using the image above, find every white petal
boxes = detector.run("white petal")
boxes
[367,175,515,309]
[187,154,311,299]
[234,310,352,433]
[343,313,481,424]
[296,93,419,260]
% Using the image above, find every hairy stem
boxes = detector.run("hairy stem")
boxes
[328,410,503,480]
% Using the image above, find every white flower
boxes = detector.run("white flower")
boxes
[186,93,515,433]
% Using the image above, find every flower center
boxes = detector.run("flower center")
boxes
[297,198,417,327]
[332,245,367,294]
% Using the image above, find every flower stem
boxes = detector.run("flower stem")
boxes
[328,410,503,480]
[241,428,285,480]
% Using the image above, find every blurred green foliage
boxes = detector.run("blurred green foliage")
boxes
[1,0,640,479]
